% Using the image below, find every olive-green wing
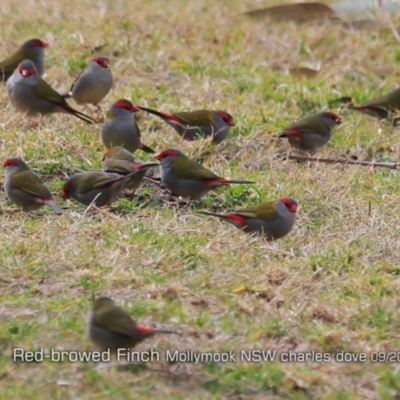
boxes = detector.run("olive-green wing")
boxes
[79,173,122,192]
[370,88,400,110]
[286,115,328,134]
[174,110,213,126]
[171,156,219,180]
[13,170,51,198]
[93,306,136,337]
[236,201,278,222]
[0,48,32,81]
[33,78,65,103]
[103,159,134,175]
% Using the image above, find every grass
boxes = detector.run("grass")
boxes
[1,0,400,398]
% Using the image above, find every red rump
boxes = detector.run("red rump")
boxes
[136,325,154,334]
[283,129,303,138]
[160,112,181,123]
[58,102,74,112]
[106,176,124,188]
[223,213,247,226]
[203,177,229,186]
[62,181,73,199]
[34,195,51,202]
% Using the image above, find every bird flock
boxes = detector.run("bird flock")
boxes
[1,37,395,352]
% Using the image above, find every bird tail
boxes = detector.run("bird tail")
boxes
[140,143,155,154]
[70,108,97,124]
[123,170,145,180]
[45,200,63,215]
[123,167,158,181]
[132,162,159,171]
[60,103,97,124]
[198,211,226,219]
[200,211,246,227]
[151,328,176,334]
[203,178,254,187]
[277,132,289,138]
[136,325,176,335]
[226,179,254,184]
[348,104,389,119]
[138,106,175,121]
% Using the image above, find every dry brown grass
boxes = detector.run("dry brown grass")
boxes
[1,0,400,399]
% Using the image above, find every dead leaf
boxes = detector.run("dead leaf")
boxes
[289,67,320,79]
[312,305,337,323]
[189,298,209,307]
[247,331,263,341]
[232,285,272,300]
[373,67,400,77]
[91,44,106,53]
[232,285,247,294]
[244,2,338,23]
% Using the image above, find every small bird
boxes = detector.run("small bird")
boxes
[0,38,48,82]
[154,149,254,200]
[200,197,297,240]
[102,99,154,154]
[277,112,341,152]
[88,296,175,352]
[3,157,62,214]
[7,60,96,124]
[102,146,158,192]
[349,87,400,119]
[139,106,235,144]
[63,56,113,110]
[62,170,145,207]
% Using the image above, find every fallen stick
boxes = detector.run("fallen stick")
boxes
[283,154,400,169]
